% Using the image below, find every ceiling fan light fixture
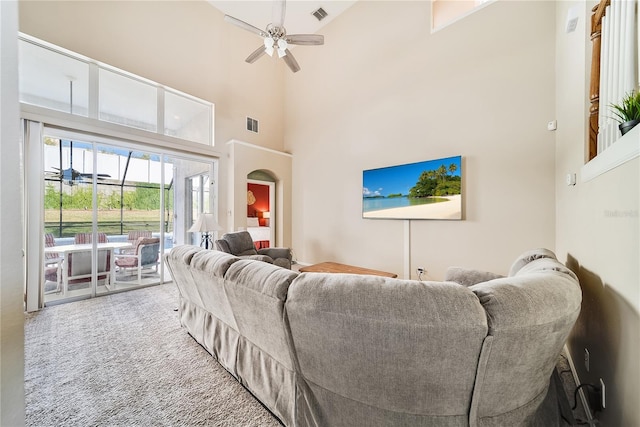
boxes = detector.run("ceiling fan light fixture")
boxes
[264,37,275,56]
[224,1,324,73]
[277,39,288,57]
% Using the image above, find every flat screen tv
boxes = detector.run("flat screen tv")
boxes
[362,155,462,220]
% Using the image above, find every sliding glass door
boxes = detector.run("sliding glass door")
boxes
[34,128,215,306]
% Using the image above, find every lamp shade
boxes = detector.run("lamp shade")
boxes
[188,213,222,233]
[263,211,270,219]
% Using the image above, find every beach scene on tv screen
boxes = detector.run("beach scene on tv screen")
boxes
[362,155,462,220]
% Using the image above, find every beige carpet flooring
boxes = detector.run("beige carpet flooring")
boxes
[25,284,281,427]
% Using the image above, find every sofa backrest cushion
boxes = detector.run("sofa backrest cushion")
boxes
[468,256,581,424]
[188,249,242,330]
[224,259,299,370]
[286,273,488,422]
[165,245,205,307]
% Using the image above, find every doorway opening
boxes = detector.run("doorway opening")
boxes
[247,170,276,249]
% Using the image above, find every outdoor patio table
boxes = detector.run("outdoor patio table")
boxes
[44,242,132,294]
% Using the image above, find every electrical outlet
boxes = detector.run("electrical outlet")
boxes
[416,267,425,280]
[584,348,590,372]
[600,378,606,409]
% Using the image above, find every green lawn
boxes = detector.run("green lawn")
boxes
[45,210,171,238]
[45,209,162,222]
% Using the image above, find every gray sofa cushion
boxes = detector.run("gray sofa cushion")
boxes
[223,259,300,424]
[445,267,505,287]
[286,273,488,426]
[224,259,299,368]
[508,247,557,277]
[164,245,205,307]
[468,256,581,426]
[188,249,242,332]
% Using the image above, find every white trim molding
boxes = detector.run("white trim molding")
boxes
[226,139,293,158]
[582,124,639,182]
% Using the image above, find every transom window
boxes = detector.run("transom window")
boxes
[18,33,214,146]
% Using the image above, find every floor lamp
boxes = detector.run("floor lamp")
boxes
[188,213,222,249]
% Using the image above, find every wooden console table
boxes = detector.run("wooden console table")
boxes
[299,261,397,278]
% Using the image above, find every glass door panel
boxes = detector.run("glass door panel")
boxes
[163,155,215,249]
[98,145,164,291]
[43,138,99,303]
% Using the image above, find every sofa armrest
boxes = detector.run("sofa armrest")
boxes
[258,247,292,269]
[241,254,274,264]
[444,267,504,287]
[258,247,292,261]
[215,239,231,253]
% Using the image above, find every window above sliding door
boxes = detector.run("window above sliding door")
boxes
[18,33,214,147]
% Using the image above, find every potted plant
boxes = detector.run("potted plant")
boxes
[610,89,640,136]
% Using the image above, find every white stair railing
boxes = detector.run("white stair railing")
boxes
[597,0,638,154]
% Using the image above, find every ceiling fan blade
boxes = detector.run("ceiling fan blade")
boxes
[272,0,287,28]
[282,49,300,73]
[80,172,111,178]
[286,34,324,46]
[245,45,267,64]
[224,15,266,37]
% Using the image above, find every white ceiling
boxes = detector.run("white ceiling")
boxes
[207,1,357,36]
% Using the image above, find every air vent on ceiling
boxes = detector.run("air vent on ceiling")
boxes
[246,117,259,133]
[312,7,328,22]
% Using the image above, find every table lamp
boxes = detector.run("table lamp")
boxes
[263,211,270,227]
[188,213,222,249]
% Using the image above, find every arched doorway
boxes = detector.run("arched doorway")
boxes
[247,170,276,248]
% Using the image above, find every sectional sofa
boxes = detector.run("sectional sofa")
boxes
[165,246,581,426]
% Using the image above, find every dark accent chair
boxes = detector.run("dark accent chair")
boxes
[215,231,292,269]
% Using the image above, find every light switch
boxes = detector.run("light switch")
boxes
[566,7,579,33]
[566,173,576,186]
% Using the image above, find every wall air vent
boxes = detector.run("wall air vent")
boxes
[246,117,259,133]
[312,7,328,22]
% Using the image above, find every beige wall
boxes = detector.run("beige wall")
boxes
[285,0,556,279]
[554,2,639,425]
[1,0,25,424]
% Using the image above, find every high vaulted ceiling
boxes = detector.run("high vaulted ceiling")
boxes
[207,1,357,36]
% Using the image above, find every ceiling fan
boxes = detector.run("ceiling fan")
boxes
[45,167,111,186]
[45,141,111,186]
[224,0,324,73]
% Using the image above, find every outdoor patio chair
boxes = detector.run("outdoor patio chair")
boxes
[75,232,108,244]
[44,233,62,266]
[127,230,152,245]
[115,237,160,285]
[118,230,153,255]
[45,248,112,293]
[44,233,62,294]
